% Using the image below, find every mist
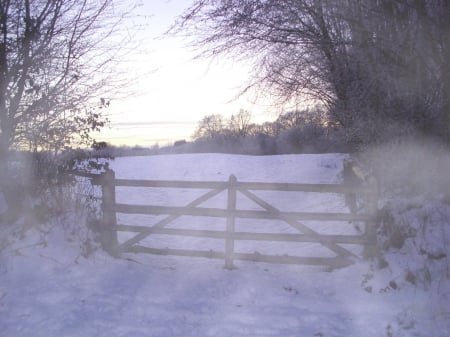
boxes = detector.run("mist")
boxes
[359,137,450,199]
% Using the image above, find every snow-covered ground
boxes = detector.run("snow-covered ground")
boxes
[1,153,449,337]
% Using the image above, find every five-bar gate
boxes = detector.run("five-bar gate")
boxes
[91,167,378,269]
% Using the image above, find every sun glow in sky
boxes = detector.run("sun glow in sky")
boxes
[96,0,275,147]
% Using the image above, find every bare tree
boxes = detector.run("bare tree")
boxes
[276,109,324,131]
[228,109,252,137]
[0,0,133,183]
[193,114,225,140]
[174,0,450,145]
[172,0,342,108]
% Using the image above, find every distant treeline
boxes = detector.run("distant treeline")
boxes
[93,108,354,157]
[184,108,350,155]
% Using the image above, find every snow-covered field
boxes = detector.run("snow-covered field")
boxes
[1,153,449,337]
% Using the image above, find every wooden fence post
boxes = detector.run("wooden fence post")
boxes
[225,175,237,269]
[101,169,119,256]
[343,159,359,213]
[364,175,378,258]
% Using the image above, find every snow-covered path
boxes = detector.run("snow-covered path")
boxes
[1,154,448,336]
[1,252,423,337]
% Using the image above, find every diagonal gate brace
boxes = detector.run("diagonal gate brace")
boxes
[239,188,358,259]
[119,187,226,252]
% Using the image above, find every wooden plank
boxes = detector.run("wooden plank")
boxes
[113,179,227,189]
[111,178,367,194]
[233,252,354,268]
[126,246,352,268]
[126,245,225,260]
[126,245,353,268]
[225,175,237,269]
[114,203,372,222]
[114,225,368,244]
[236,181,366,193]
[234,232,367,244]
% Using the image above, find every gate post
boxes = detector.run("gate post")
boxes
[225,175,237,269]
[101,169,119,256]
[364,175,378,258]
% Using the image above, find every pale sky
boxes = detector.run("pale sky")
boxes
[96,0,276,147]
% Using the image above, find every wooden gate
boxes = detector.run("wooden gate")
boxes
[91,168,378,269]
